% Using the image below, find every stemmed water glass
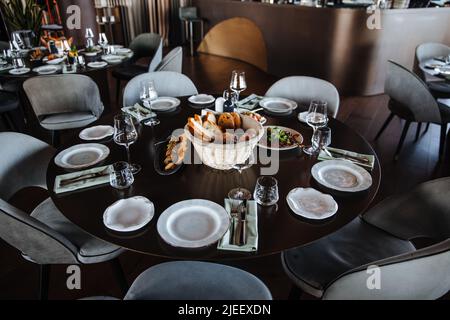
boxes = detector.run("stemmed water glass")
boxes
[98,33,109,54]
[230,70,247,102]
[113,114,141,174]
[228,152,255,200]
[313,126,332,154]
[303,100,328,155]
[140,80,160,126]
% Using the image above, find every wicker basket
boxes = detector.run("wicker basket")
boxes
[184,115,264,170]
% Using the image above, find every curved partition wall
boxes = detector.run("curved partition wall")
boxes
[193,0,450,95]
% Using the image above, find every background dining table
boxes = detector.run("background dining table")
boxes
[46,97,381,261]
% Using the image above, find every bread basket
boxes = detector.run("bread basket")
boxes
[184,114,264,170]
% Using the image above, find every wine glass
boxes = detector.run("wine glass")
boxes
[303,100,328,155]
[312,126,332,154]
[113,114,141,174]
[141,80,160,126]
[228,152,255,200]
[98,33,108,54]
[230,70,247,102]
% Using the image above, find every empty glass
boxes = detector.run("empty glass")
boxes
[303,100,328,155]
[113,114,141,174]
[12,57,24,69]
[140,80,160,126]
[109,161,134,189]
[230,70,247,102]
[253,176,279,206]
[228,153,255,200]
[98,33,109,53]
[312,126,332,153]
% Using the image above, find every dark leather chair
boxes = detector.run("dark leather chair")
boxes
[375,60,449,160]
[112,33,163,103]
[282,177,450,299]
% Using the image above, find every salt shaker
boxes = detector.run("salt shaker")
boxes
[215,97,225,113]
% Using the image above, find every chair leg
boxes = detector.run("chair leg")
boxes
[38,264,50,300]
[189,21,194,56]
[110,258,128,296]
[375,112,394,141]
[424,122,430,134]
[439,123,448,161]
[115,79,121,104]
[51,130,60,148]
[288,285,303,300]
[394,121,412,161]
[415,122,422,142]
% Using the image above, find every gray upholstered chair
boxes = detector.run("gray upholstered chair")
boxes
[265,76,340,118]
[0,132,127,300]
[155,47,183,73]
[124,261,272,300]
[112,33,163,102]
[282,177,450,300]
[415,43,450,100]
[375,60,449,160]
[122,71,198,107]
[23,74,104,146]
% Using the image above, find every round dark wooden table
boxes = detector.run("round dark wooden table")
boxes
[47,98,381,261]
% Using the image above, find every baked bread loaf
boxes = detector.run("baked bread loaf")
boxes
[218,113,235,130]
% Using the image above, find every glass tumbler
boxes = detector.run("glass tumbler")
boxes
[109,161,134,189]
[253,176,279,206]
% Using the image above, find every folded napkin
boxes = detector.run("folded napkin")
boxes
[121,103,156,122]
[235,94,263,110]
[54,165,111,194]
[218,199,258,252]
[318,147,375,171]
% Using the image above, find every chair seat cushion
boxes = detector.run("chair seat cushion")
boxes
[429,81,450,99]
[282,218,415,297]
[438,99,450,123]
[40,112,97,130]
[0,91,19,113]
[31,198,123,264]
[124,261,272,300]
[112,65,147,81]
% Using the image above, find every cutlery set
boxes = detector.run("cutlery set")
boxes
[229,200,248,246]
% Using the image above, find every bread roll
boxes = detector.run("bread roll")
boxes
[218,113,235,130]
[231,112,241,129]
[205,111,217,124]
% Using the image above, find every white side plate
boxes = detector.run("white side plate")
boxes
[157,199,230,248]
[103,196,154,232]
[260,97,298,114]
[9,67,30,75]
[311,160,373,192]
[79,125,114,141]
[146,97,180,112]
[32,65,59,75]
[287,187,338,220]
[54,143,110,169]
[87,61,108,69]
[188,94,215,105]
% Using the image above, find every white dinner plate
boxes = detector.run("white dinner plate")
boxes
[286,187,338,220]
[9,67,30,75]
[311,160,373,192]
[260,97,298,114]
[146,97,180,112]
[103,196,155,232]
[115,48,132,55]
[188,94,215,105]
[32,65,59,75]
[54,143,110,169]
[79,125,114,141]
[157,199,230,248]
[87,61,108,69]
[258,126,303,151]
[43,56,65,65]
[101,54,124,64]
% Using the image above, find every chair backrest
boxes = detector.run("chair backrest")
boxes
[179,7,198,20]
[323,240,450,300]
[0,132,55,200]
[414,42,450,80]
[0,41,9,51]
[265,76,340,118]
[323,177,450,299]
[385,60,441,124]
[123,71,198,107]
[0,132,78,264]
[148,38,163,72]
[155,47,183,73]
[129,33,162,63]
[124,261,272,300]
[197,17,268,72]
[23,74,104,120]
